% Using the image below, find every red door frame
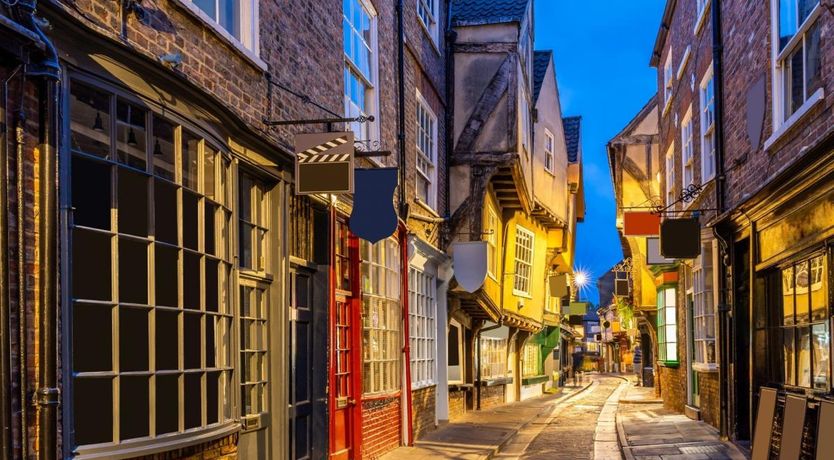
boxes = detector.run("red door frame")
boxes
[328,207,364,459]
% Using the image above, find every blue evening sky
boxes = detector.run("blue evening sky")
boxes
[534,0,665,304]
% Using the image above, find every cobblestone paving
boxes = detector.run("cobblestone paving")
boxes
[520,375,623,460]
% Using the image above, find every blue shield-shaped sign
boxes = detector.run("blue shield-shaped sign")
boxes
[349,168,398,243]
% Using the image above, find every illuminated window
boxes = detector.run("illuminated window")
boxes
[693,241,716,366]
[409,267,437,389]
[522,342,542,377]
[480,337,507,380]
[658,287,678,363]
[361,238,401,394]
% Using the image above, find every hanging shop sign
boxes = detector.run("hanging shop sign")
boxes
[660,218,701,259]
[647,237,676,265]
[614,279,630,297]
[349,168,398,244]
[294,131,354,195]
[623,211,661,236]
[451,242,488,293]
[548,274,569,298]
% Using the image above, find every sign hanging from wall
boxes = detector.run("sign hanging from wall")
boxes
[294,132,354,195]
[451,242,488,293]
[614,279,630,297]
[548,274,569,298]
[623,211,661,236]
[349,168,398,244]
[647,237,676,265]
[660,218,701,259]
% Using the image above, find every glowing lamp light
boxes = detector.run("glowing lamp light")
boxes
[573,270,590,288]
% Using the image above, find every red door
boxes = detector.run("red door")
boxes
[330,218,361,459]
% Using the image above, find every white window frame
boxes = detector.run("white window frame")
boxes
[544,129,555,174]
[658,287,679,363]
[522,342,542,377]
[486,208,499,280]
[692,240,718,370]
[415,90,438,210]
[519,73,532,156]
[513,225,535,297]
[695,0,711,35]
[343,0,381,144]
[480,336,508,380]
[681,107,695,191]
[178,0,262,68]
[665,143,676,206]
[417,0,440,46]
[361,238,401,395]
[768,0,824,141]
[409,267,437,389]
[447,320,465,384]
[700,65,716,183]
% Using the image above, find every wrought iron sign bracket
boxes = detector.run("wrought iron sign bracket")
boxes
[649,183,720,217]
[261,114,374,127]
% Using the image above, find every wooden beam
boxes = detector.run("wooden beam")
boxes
[455,54,515,153]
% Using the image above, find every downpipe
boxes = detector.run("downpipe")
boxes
[17,1,62,459]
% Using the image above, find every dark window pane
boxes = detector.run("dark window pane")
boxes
[207,371,219,425]
[784,328,796,385]
[205,202,217,256]
[73,377,113,446]
[72,229,111,301]
[796,262,810,323]
[70,81,111,158]
[812,323,830,390]
[155,245,178,307]
[206,259,218,313]
[810,255,827,321]
[204,148,216,201]
[120,376,149,439]
[156,374,179,435]
[789,46,804,115]
[184,313,201,369]
[116,100,147,169]
[156,310,179,370]
[183,190,199,250]
[448,326,460,366]
[119,238,148,304]
[239,173,253,222]
[239,222,253,269]
[118,168,149,237]
[120,307,149,372]
[182,131,200,191]
[154,179,178,244]
[72,156,111,230]
[805,21,822,98]
[798,326,812,387]
[152,117,175,181]
[206,317,216,368]
[185,373,202,429]
[184,252,200,310]
[73,303,112,372]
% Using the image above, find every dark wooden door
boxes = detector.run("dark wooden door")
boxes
[290,267,328,459]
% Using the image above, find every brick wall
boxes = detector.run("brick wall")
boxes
[697,371,720,429]
[411,386,437,440]
[133,434,238,460]
[658,365,686,413]
[361,396,401,459]
[448,388,469,421]
[478,385,506,410]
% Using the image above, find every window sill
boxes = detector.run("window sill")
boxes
[692,362,718,373]
[414,197,441,217]
[522,375,549,385]
[764,88,825,152]
[659,361,679,368]
[411,382,438,391]
[477,376,513,387]
[662,96,673,118]
[512,290,533,300]
[694,0,711,36]
[73,422,239,460]
[170,0,267,72]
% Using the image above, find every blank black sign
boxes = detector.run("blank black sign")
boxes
[660,218,701,259]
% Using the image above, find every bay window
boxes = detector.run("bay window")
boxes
[69,78,235,452]
[344,0,379,142]
[409,267,437,389]
[773,0,822,125]
[658,287,679,364]
[361,238,401,394]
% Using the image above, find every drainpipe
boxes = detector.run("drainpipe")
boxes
[14,95,28,460]
[710,0,730,441]
[1,65,24,460]
[17,1,61,458]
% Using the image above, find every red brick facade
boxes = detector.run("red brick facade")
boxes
[361,397,402,459]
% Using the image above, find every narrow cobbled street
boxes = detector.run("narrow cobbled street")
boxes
[514,375,622,459]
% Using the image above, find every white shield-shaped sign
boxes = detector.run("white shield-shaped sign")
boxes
[451,242,488,293]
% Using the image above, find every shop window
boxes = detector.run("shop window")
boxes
[361,238,401,394]
[658,287,679,364]
[238,171,269,273]
[409,267,437,389]
[779,253,829,389]
[522,342,542,377]
[448,320,464,383]
[239,284,269,419]
[693,241,717,367]
[480,336,507,380]
[67,78,235,454]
